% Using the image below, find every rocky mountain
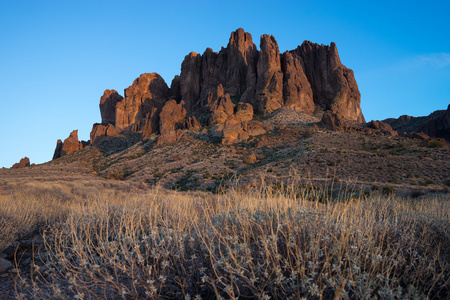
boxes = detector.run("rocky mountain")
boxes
[52,28,365,156]
[383,104,450,141]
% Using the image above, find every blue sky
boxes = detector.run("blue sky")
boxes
[1,0,449,168]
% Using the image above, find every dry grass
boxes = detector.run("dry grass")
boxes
[1,178,449,299]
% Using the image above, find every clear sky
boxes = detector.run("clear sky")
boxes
[1,0,449,168]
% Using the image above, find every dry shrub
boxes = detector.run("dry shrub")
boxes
[5,181,450,299]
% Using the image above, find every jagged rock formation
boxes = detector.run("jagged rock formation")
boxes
[281,50,315,114]
[116,73,169,133]
[90,123,117,145]
[208,84,235,125]
[12,157,30,168]
[159,100,187,135]
[53,140,63,160]
[53,28,366,158]
[53,130,85,159]
[383,104,450,141]
[298,41,364,122]
[254,34,284,115]
[100,89,123,125]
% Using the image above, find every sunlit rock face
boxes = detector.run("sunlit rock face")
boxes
[53,28,367,159]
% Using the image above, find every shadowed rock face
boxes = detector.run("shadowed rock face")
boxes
[383,104,450,141]
[100,90,123,125]
[180,53,202,112]
[53,140,63,160]
[298,41,365,123]
[254,34,284,115]
[281,50,315,114]
[417,104,450,140]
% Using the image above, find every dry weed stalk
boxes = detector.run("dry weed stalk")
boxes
[2,178,448,299]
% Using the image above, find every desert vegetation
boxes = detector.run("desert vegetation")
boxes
[1,176,449,299]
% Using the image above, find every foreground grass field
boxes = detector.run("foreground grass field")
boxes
[1,178,449,299]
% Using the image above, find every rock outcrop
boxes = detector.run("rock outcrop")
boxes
[367,121,398,136]
[53,140,63,160]
[52,29,367,159]
[12,157,30,168]
[184,116,201,132]
[53,130,85,159]
[115,73,169,133]
[175,28,364,122]
[208,85,235,125]
[100,89,123,125]
[298,41,365,123]
[90,123,117,145]
[101,28,364,142]
[281,50,315,114]
[254,34,284,115]
[159,100,187,135]
[180,53,202,112]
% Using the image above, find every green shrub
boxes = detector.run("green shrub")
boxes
[382,186,395,195]
[424,140,444,148]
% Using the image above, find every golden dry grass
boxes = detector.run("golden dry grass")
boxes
[1,177,449,299]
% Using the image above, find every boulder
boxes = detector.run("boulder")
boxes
[299,41,365,123]
[246,120,267,137]
[90,123,117,145]
[221,117,266,145]
[243,153,257,164]
[12,157,30,168]
[159,100,187,135]
[0,258,13,274]
[254,34,284,115]
[222,115,248,144]
[235,102,254,122]
[368,121,398,136]
[100,89,123,125]
[115,73,168,133]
